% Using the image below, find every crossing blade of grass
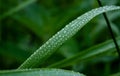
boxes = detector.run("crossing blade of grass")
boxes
[18,6,120,69]
[48,37,120,68]
[0,0,37,19]
[0,69,85,76]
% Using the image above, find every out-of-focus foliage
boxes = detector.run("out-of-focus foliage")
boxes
[0,0,120,76]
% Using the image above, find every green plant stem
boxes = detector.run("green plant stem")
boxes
[97,0,120,59]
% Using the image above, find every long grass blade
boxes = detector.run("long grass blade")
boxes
[0,69,85,76]
[18,6,120,69]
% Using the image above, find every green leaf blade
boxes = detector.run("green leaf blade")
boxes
[0,69,85,76]
[18,6,120,69]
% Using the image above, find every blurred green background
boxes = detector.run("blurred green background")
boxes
[0,0,120,76]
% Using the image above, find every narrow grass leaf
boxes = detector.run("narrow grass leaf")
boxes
[48,37,120,68]
[18,6,120,69]
[0,69,85,76]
